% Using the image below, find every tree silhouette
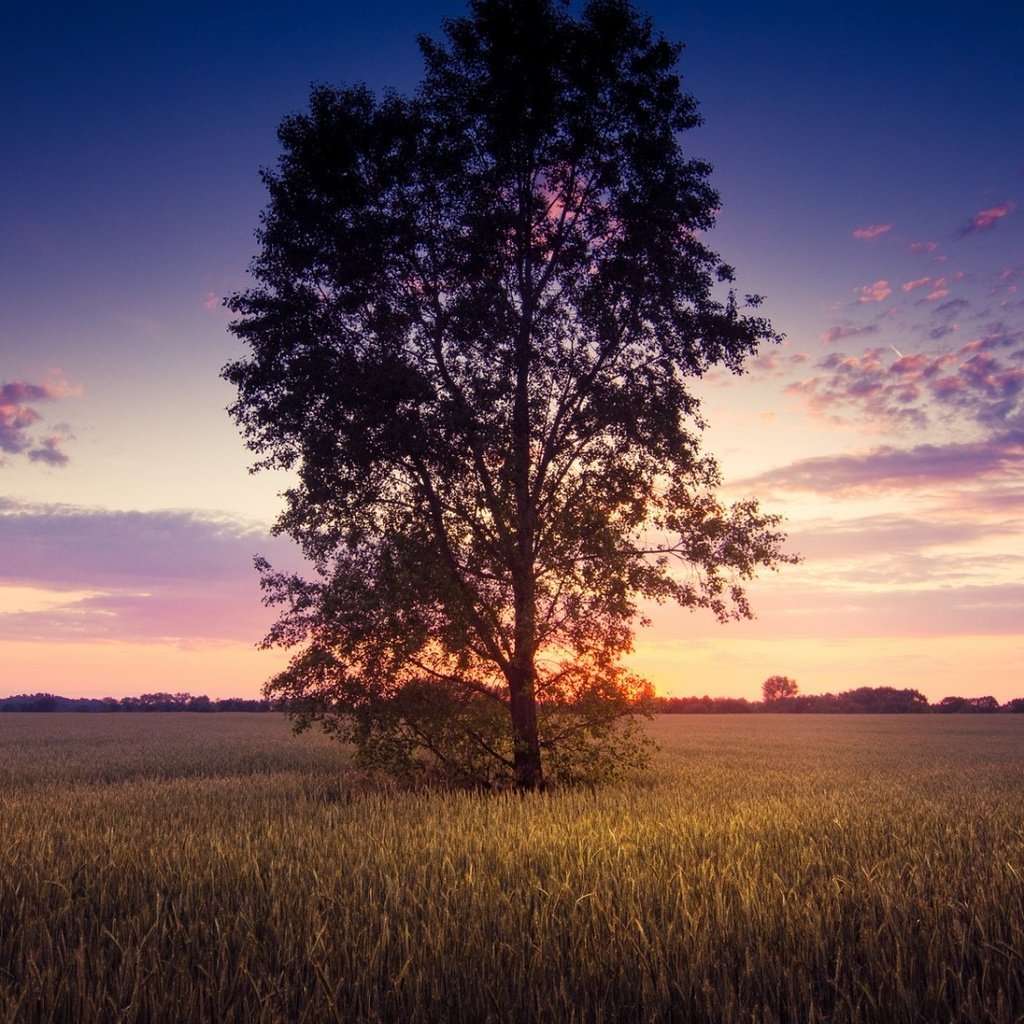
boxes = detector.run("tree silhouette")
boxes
[837,686,928,713]
[224,0,795,789]
[762,675,799,702]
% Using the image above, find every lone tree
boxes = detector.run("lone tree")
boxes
[762,675,799,702]
[224,0,795,789]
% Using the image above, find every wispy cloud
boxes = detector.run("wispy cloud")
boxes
[956,201,1017,238]
[902,277,930,293]
[0,373,81,467]
[852,224,892,240]
[740,433,1024,496]
[734,576,1024,639]
[819,324,879,345]
[790,513,1017,562]
[0,501,307,644]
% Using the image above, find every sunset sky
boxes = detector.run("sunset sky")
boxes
[3,1,1022,702]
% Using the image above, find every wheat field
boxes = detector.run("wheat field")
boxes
[1,712,1022,1023]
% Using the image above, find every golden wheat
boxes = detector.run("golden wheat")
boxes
[1,713,1021,1023]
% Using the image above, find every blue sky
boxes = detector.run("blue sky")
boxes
[2,1,1022,700]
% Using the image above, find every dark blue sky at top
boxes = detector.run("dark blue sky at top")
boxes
[2,0,1022,382]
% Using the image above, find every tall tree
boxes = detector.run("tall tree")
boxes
[224,0,795,789]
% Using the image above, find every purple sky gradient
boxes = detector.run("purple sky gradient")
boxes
[2,1,1022,700]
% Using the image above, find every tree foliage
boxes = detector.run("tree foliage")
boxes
[759,685,930,714]
[835,686,929,714]
[762,675,799,702]
[937,695,1001,714]
[223,0,795,789]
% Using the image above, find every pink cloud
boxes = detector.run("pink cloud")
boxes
[901,277,934,293]
[956,201,1017,237]
[852,224,892,240]
[931,375,967,398]
[901,276,950,301]
[890,353,930,375]
[784,336,1024,436]
[819,324,879,344]
[203,291,222,311]
[856,280,892,304]
[909,241,939,254]
[749,353,781,373]
[785,347,930,429]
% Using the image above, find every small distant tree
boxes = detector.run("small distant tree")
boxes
[762,675,799,702]
[224,0,795,789]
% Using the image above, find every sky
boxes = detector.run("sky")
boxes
[2,1,1022,702]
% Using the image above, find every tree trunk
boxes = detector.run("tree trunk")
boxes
[509,666,544,790]
[510,237,541,790]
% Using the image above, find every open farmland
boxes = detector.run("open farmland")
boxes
[1,713,1022,1023]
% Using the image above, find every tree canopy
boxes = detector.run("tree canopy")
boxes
[762,675,799,702]
[223,0,795,789]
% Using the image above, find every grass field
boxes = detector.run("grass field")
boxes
[1,713,1022,1023]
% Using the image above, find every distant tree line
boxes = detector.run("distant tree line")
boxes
[2,687,1020,714]
[0,692,271,713]
[655,688,1024,714]
[651,678,1024,714]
